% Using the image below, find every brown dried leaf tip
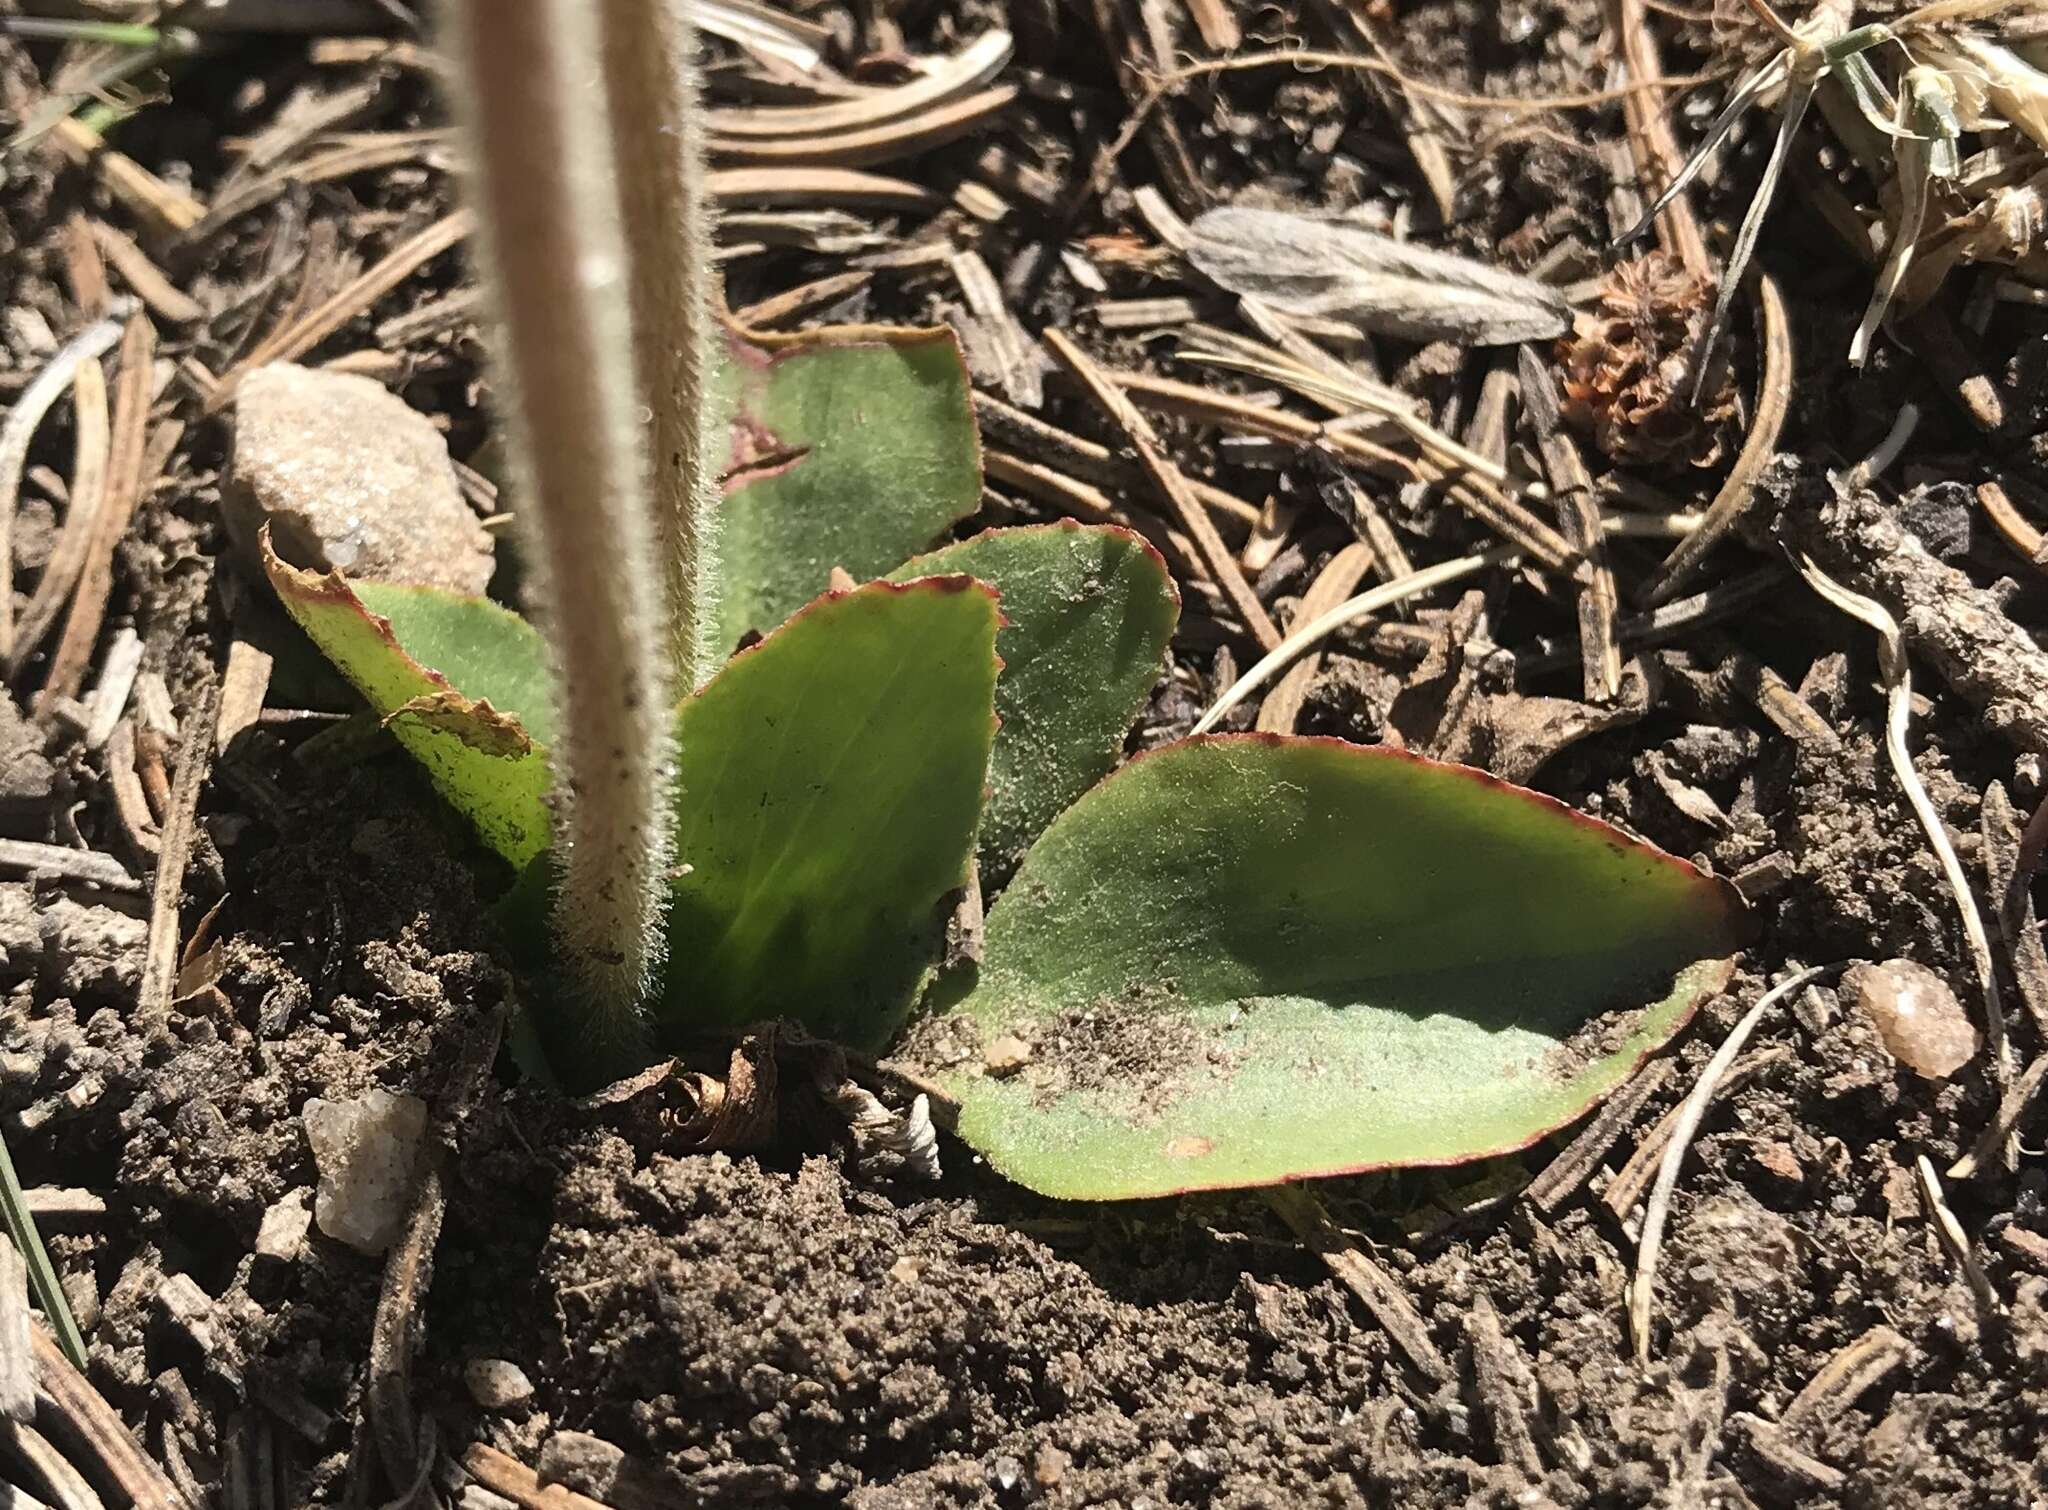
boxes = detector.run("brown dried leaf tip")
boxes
[1557,253,1737,469]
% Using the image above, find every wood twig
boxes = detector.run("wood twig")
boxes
[1526,1058,1673,1213]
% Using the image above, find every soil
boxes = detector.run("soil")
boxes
[3,1,2048,1507]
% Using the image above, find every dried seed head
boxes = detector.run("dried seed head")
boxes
[1556,253,1738,469]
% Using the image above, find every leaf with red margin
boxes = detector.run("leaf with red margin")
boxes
[655,576,1002,1047]
[911,736,1751,1200]
[712,323,982,652]
[263,540,557,868]
[889,522,1178,880]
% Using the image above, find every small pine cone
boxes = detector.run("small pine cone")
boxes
[1557,252,1738,469]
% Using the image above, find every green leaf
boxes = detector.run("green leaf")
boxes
[889,522,1178,879]
[264,547,556,867]
[658,577,1001,1047]
[914,736,1750,1200]
[712,324,982,651]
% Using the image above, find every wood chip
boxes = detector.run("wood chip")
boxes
[32,1322,195,1510]
[1463,1290,1542,1478]
[951,250,1043,405]
[215,640,274,754]
[464,1444,614,1510]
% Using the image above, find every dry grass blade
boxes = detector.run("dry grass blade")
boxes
[693,0,831,72]
[46,117,205,236]
[0,1130,84,1377]
[707,166,939,210]
[204,208,475,411]
[178,131,454,244]
[36,317,159,712]
[1915,1155,2002,1314]
[1950,1052,2048,1180]
[1794,555,2009,1102]
[1630,968,1825,1365]
[0,840,136,891]
[0,312,127,663]
[1194,513,1697,733]
[1148,355,1574,568]
[1639,273,1792,606]
[706,31,1011,137]
[1526,1058,1674,1213]
[1044,328,1283,650]
[1605,1047,1790,1218]
[6,355,108,678]
[136,679,217,1040]
[87,221,202,324]
[1254,543,1375,734]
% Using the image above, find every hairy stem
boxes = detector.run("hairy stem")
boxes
[597,0,721,688]
[447,0,672,1034]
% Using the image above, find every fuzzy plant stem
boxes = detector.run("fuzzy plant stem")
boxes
[446,0,673,1034]
[597,0,721,688]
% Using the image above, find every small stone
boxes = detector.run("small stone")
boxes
[463,1359,534,1410]
[537,1432,623,1499]
[1846,960,1979,1079]
[255,1190,313,1266]
[302,1090,428,1256]
[888,1256,922,1285]
[1749,1140,1804,1188]
[0,695,55,832]
[983,1033,1032,1076]
[1033,1442,1070,1488]
[226,363,493,594]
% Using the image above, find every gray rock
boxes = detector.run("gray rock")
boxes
[464,1358,534,1409]
[0,695,55,833]
[537,1432,623,1498]
[225,363,493,594]
[37,896,145,998]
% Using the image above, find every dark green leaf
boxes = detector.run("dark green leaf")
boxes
[659,577,1001,1046]
[890,522,1177,877]
[712,324,982,650]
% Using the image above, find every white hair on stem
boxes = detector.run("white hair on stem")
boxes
[445,0,678,1041]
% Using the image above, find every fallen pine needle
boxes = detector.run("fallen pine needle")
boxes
[1794,555,2010,1108]
[1631,966,1826,1366]
[1192,512,1698,734]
